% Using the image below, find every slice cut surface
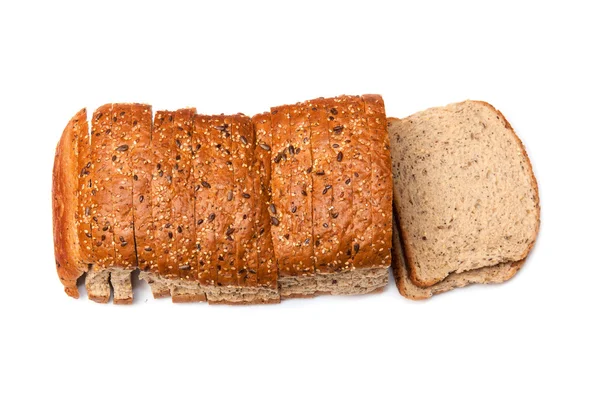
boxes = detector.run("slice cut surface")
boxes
[388,101,540,286]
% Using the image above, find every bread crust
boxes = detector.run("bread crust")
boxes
[348,97,373,270]
[110,104,137,269]
[152,111,178,278]
[171,109,197,280]
[53,108,88,298]
[192,114,214,285]
[289,102,314,276]
[130,104,154,271]
[90,104,117,268]
[363,95,392,269]
[252,113,278,289]
[270,106,293,275]
[232,114,258,286]
[309,98,336,272]
[325,96,354,273]
[212,115,237,287]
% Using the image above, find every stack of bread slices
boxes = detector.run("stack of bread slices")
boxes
[387,101,539,299]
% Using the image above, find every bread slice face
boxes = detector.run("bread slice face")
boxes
[391,220,523,300]
[388,101,539,287]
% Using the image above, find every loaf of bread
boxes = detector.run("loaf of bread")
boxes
[387,101,540,299]
[52,95,393,304]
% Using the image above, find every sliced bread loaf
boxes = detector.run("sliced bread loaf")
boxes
[388,101,540,288]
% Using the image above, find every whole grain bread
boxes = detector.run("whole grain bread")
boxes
[392,219,523,300]
[388,100,540,288]
[53,95,394,304]
[53,108,88,298]
[130,104,154,271]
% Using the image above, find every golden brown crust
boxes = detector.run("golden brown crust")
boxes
[192,115,214,285]
[363,95,392,269]
[210,116,237,287]
[232,114,258,287]
[252,113,278,289]
[348,98,373,269]
[54,108,88,298]
[309,99,335,272]
[110,104,137,268]
[171,109,197,280]
[90,104,117,268]
[152,111,177,278]
[325,96,355,272]
[288,102,314,276]
[270,106,293,275]
[130,104,154,270]
[77,111,94,267]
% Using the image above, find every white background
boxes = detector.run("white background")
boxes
[0,1,598,399]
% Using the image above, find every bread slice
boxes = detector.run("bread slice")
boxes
[231,114,258,287]
[391,219,524,300]
[289,102,314,277]
[364,95,393,269]
[130,105,154,272]
[388,100,540,288]
[108,105,137,304]
[171,109,197,285]
[53,108,88,298]
[324,96,354,273]
[270,105,294,275]
[309,99,335,276]
[151,111,178,280]
[252,113,279,291]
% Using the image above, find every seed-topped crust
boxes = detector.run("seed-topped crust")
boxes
[130,104,154,271]
[110,104,137,269]
[309,98,335,273]
[210,116,237,287]
[192,114,214,285]
[54,108,88,298]
[363,95,392,268]
[348,98,373,269]
[90,104,116,268]
[269,105,293,276]
[171,108,197,280]
[324,96,355,273]
[231,114,258,287]
[252,113,278,289]
[152,111,177,278]
[288,101,314,276]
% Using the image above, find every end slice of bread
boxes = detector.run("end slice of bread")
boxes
[388,101,539,287]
